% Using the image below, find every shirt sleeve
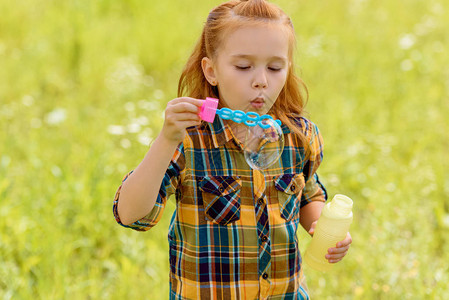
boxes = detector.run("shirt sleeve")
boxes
[300,119,327,207]
[112,142,185,231]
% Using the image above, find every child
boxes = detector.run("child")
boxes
[113,0,352,299]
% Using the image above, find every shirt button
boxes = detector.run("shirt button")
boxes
[258,198,264,205]
[291,184,296,192]
[219,187,224,192]
[262,273,268,279]
[261,236,268,242]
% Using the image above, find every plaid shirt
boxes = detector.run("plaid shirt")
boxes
[113,115,327,300]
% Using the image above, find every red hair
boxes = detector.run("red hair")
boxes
[178,0,309,138]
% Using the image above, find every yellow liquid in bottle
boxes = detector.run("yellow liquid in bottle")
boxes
[304,194,353,272]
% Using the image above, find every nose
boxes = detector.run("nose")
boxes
[252,70,268,89]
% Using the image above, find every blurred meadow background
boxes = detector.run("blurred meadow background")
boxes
[1,0,448,299]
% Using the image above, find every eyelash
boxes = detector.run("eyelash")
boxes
[235,66,282,72]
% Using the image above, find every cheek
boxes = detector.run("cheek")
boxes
[279,72,287,89]
[273,74,288,91]
[223,74,246,92]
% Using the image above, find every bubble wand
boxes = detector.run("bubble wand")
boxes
[199,97,284,170]
[199,97,282,128]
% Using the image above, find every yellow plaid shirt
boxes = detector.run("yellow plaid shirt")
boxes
[113,115,327,299]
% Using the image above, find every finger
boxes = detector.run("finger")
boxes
[336,240,352,249]
[186,97,206,107]
[167,112,201,122]
[170,97,205,108]
[308,221,317,235]
[327,247,349,257]
[176,120,202,129]
[328,244,350,255]
[325,249,348,260]
[336,233,353,248]
[326,245,350,263]
[169,102,202,114]
[327,257,344,264]
[326,251,347,262]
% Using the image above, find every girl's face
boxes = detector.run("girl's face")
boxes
[202,24,290,115]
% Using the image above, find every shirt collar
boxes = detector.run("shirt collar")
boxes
[200,116,233,148]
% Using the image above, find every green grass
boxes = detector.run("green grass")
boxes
[1,0,448,299]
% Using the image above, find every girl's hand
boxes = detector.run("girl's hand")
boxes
[308,221,353,264]
[160,97,204,144]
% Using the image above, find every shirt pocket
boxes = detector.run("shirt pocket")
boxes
[199,176,242,225]
[274,173,305,222]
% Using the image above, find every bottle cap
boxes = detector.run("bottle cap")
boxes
[328,194,353,217]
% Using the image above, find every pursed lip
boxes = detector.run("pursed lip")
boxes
[250,97,265,109]
[250,96,265,104]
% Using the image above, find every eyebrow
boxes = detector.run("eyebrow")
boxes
[230,54,288,62]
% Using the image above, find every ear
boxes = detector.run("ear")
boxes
[201,57,218,86]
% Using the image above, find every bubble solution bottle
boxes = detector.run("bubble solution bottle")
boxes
[304,194,353,272]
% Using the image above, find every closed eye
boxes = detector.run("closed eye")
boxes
[268,67,282,72]
[235,66,251,70]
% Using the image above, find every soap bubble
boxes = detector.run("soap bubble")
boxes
[244,118,284,170]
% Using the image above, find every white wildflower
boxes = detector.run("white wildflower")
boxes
[153,89,165,100]
[1,155,11,168]
[107,125,125,135]
[104,165,114,175]
[45,108,66,125]
[398,34,415,50]
[414,16,436,36]
[361,187,372,198]
[127,122,141,133]
[124,102,135,112]
[307,35,323,57]
[117,164,127,174]
[105,57,145,94]
[386,182,396,192]
[120,138,131,149]
[430,3,443,15]
[138,99,159,111]
[51,165,62,177]
[137,133,151,146]
[400,59,413,71]
[22,95,34,106]
[443,215,449,228]
[136,116,149,126]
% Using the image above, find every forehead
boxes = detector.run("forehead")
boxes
[218,23,290,60]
